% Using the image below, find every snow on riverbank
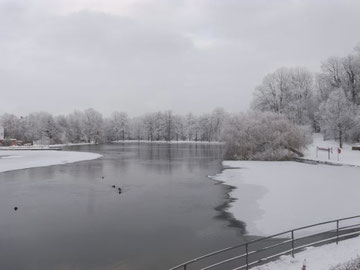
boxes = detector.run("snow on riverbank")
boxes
[254,236,360,270]
[211,160,360,236]
[50,142,98,147]
[210,134,360,236]
[0,150,102,173]
[304,133,360,166]
[113,140,224,145]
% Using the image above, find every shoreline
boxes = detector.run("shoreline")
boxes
[211,160,360,236]
[0,150,102,173]
[211,177,248,234]
[112,140,224,145]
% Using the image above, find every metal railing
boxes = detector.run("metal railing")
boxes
[170,215,360,270]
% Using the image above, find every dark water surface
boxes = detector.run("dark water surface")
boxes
[0,143,247,270]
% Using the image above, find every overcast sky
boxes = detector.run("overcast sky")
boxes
[1,0,360,116]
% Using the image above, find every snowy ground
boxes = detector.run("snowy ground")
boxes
[0,150,102,173]
[211,134,360,235]
[0,146,61,150]
[0,142,96,150]
[210,134,360,268]
[254,236,360,270]
[304,133,360,166]
[113,140,224,145]
[50,142,98,147]
[211,160,360,236]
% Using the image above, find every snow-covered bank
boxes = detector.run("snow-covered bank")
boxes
[254,236,360,270]
[0,146,61,150]
[211,160,360,236]
[50,142,98,147]
[303,133,360,166]
[0,150,102,173]
[113,140,224,145]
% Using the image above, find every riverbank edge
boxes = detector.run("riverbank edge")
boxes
[0,150,102,173]
[293,157,360,168]
[208,171,248,234]
[208,160,360,270]
[113,140,225,145]
[208,165,263,239]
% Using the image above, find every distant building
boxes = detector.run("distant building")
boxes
[0,126,4,140]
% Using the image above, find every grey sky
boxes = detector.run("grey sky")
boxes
[1,0,360,116]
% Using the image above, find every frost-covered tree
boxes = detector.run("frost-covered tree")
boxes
[318,51,360,105]
[67,110,85,143]
[253,67,316,127]
[22,113,41,141]
[0,113,22,139]
[184,113,198,141]
[106,111,129,141]
[143,113,157,141]
[174,115,186,140]
[253,67,291,114]
[286,68,314,125]
[223,112,311,160]
[0,109,234,143]
[161,110,177,141]
[320,89,356,148]
[210,108,227,141]
[83,108,104,143]
[129,117,145,141]
[21,112,62,144]
[340,54,360,104]
[55,115,70,143]
[198,114,212,141]
[42,114,62,144]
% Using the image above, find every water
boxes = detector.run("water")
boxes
[0,143,247,270]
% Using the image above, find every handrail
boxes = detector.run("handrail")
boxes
[169,215,360,270]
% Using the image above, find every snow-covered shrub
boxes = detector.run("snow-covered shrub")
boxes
[223,111,312,160]
[329,256,360,270]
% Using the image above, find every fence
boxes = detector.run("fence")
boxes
[169,215,360,270]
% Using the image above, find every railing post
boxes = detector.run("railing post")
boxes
[184,265,186,270]
[246,243,249,270]
[336,220,339,244]
[291,230,295,258]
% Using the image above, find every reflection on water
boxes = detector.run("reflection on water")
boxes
[0,143,246,270]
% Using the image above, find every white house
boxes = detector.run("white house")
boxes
[0,125,4,140]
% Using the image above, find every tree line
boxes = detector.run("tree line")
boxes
[2,44,359,159]
[252,44,360,148]
[0,108,227,144]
